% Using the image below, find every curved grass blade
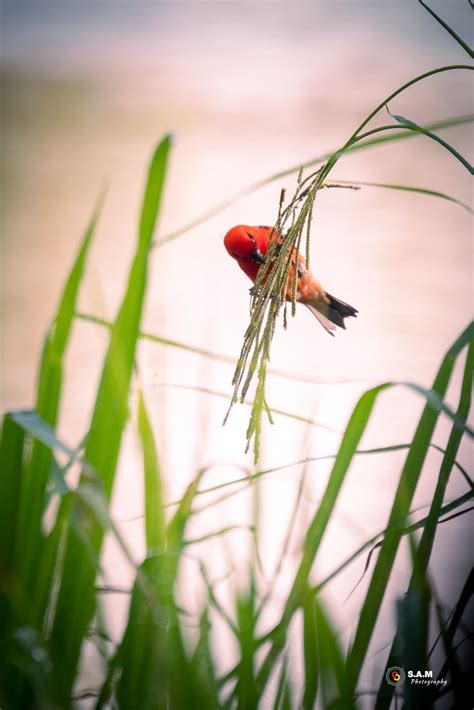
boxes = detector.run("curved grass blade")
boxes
[332,179,473,214]
[386,106,473,173]
[48,136,172,705]
[418,0,473,58]
[345,65,472,145]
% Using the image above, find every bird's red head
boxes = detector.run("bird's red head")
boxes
[223,225,267,263]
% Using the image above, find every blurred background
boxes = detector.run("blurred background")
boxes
[1,1,472,705]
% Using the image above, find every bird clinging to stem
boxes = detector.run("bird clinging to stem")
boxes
[224,224,358,335]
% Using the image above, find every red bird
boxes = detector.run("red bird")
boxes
[224,224,357,334]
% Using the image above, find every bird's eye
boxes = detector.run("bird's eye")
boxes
[246,232,257,246]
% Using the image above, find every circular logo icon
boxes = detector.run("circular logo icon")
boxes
[386,666,405,686]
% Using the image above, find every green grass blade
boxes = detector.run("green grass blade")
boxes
[387,107,473,173]
[49,136,171,705]
[418,0,473,58]
[332,179,473,214]
[344,322,473,701]
[137,387,166,555]
[375,339,473,708]
[36,195,104,423]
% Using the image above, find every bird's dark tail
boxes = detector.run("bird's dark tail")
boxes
[305,292,358,335]
[325,292,358,328]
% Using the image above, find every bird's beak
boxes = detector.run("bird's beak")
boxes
[250,249,265,264]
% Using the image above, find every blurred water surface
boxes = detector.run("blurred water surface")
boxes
[1,1,472,705]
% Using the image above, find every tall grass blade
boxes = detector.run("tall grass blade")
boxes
[49,136,171,704]
[137,387,165,554]
[345,322,473,701]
